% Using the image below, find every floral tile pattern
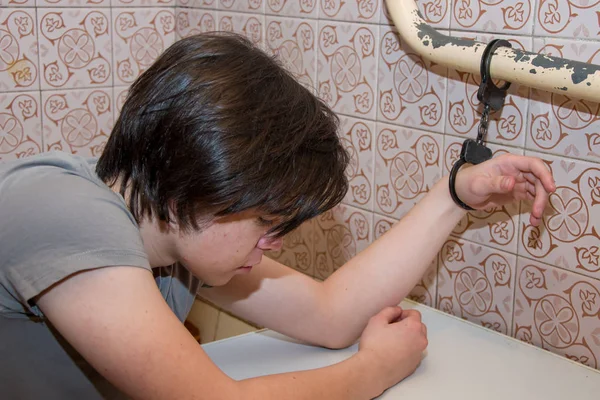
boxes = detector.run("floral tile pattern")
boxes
[320,0,380,23]
[317,21,378,120]
[42,88,113,157]
[534,0,600,39]
[217,11,264,46]
[112,8,175,86]
[438,237,517,335]
[513,257,600,369]
[176,0,216,8]
[0,91,42,163]
[373,213,437,307]
[267,219,314,276]
[7,0,36,6]
[113,85,128,116]
[374,122,442,219]
[378,25,447,134]
[38,8,112,89]
[0,9,39,91]
[265,16,317,91]
[37,0,110,7]
[450,0,535,34]
[339,115,374,211]
[266,0,317,18]
[313,204,372,280]
[175,8,216,40]
[519,150,600,281]
[111,0,174,7]
[218,0,264,13]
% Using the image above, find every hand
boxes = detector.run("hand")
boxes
[454,153,556,226]
[358,306,428,394]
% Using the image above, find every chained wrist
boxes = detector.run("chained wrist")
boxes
[448,159,474,211]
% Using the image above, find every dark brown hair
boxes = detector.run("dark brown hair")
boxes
[96,32,349,236]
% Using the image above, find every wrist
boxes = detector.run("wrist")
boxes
[353,350,387,398]
[448,162,475,211]
[432,175,469,219]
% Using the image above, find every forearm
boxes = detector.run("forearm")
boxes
[236,352,382,400]
[322,176,466,346]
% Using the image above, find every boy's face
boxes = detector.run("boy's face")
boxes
[173,209,283,286]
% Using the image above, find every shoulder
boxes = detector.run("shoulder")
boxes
[0,152,149,310]
[0,151,137,231]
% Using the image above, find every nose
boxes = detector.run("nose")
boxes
[258,235,283,251]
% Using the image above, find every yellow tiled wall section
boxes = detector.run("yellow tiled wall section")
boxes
[185,299,260,344]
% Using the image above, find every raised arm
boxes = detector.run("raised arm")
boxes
[201,154,555,349]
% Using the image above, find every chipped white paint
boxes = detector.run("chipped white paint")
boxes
[386,0,600,103]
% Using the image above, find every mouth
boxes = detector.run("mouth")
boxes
[236,265,253,272]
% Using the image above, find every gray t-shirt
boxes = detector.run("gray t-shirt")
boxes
[0,152,201,399]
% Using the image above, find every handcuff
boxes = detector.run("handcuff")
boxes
[449,39,512,211]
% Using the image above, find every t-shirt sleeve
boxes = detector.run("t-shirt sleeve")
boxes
[0,163,150,316]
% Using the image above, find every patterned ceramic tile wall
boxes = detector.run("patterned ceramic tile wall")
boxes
[2,0,600,369]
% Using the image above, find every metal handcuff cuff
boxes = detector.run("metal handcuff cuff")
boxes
[449,39,512,210]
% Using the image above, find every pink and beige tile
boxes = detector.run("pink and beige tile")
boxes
[267,219,315,277]
[218,0,264,13]
[0,91,42,163]
[378,25,447,134]
[446,32,531,148]
[527,38,600,164]
[374,122,442,219]
[513,257,600,369]
[317,21,378,120]
[519,150,600,281]
[113,85,129,117]
[112,8,175,86]
[437,237,517,335]
[313,204,372,280]
[450,0,535,34]
[339,115,374,211]
[111,0,174,7]
[265,16,317,91]
[217,11,264,46]
[534,0,600,39]
[175,8,217,40]
[373,213,437,307]
[42,88,113,157]
[381,0,451,29]
[37,0,109,6]
[0,8,39,91]
[38,8,112,89]
[321,0,380,23]
[266,0,318,18]
[7,0,36,6]
[443,134,523,254]
[176,0,216,8]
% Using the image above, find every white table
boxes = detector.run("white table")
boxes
[202,301,600,399]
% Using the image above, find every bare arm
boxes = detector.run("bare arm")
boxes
[37,266,417,400]
[201,176,463,348]
[202,154,555,348]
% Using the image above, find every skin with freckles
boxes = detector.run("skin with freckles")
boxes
[173,211,283,286]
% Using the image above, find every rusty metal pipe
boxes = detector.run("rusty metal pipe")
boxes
[385,0,600,103]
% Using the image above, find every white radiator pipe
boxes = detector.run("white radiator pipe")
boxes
[385,0,600,103]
